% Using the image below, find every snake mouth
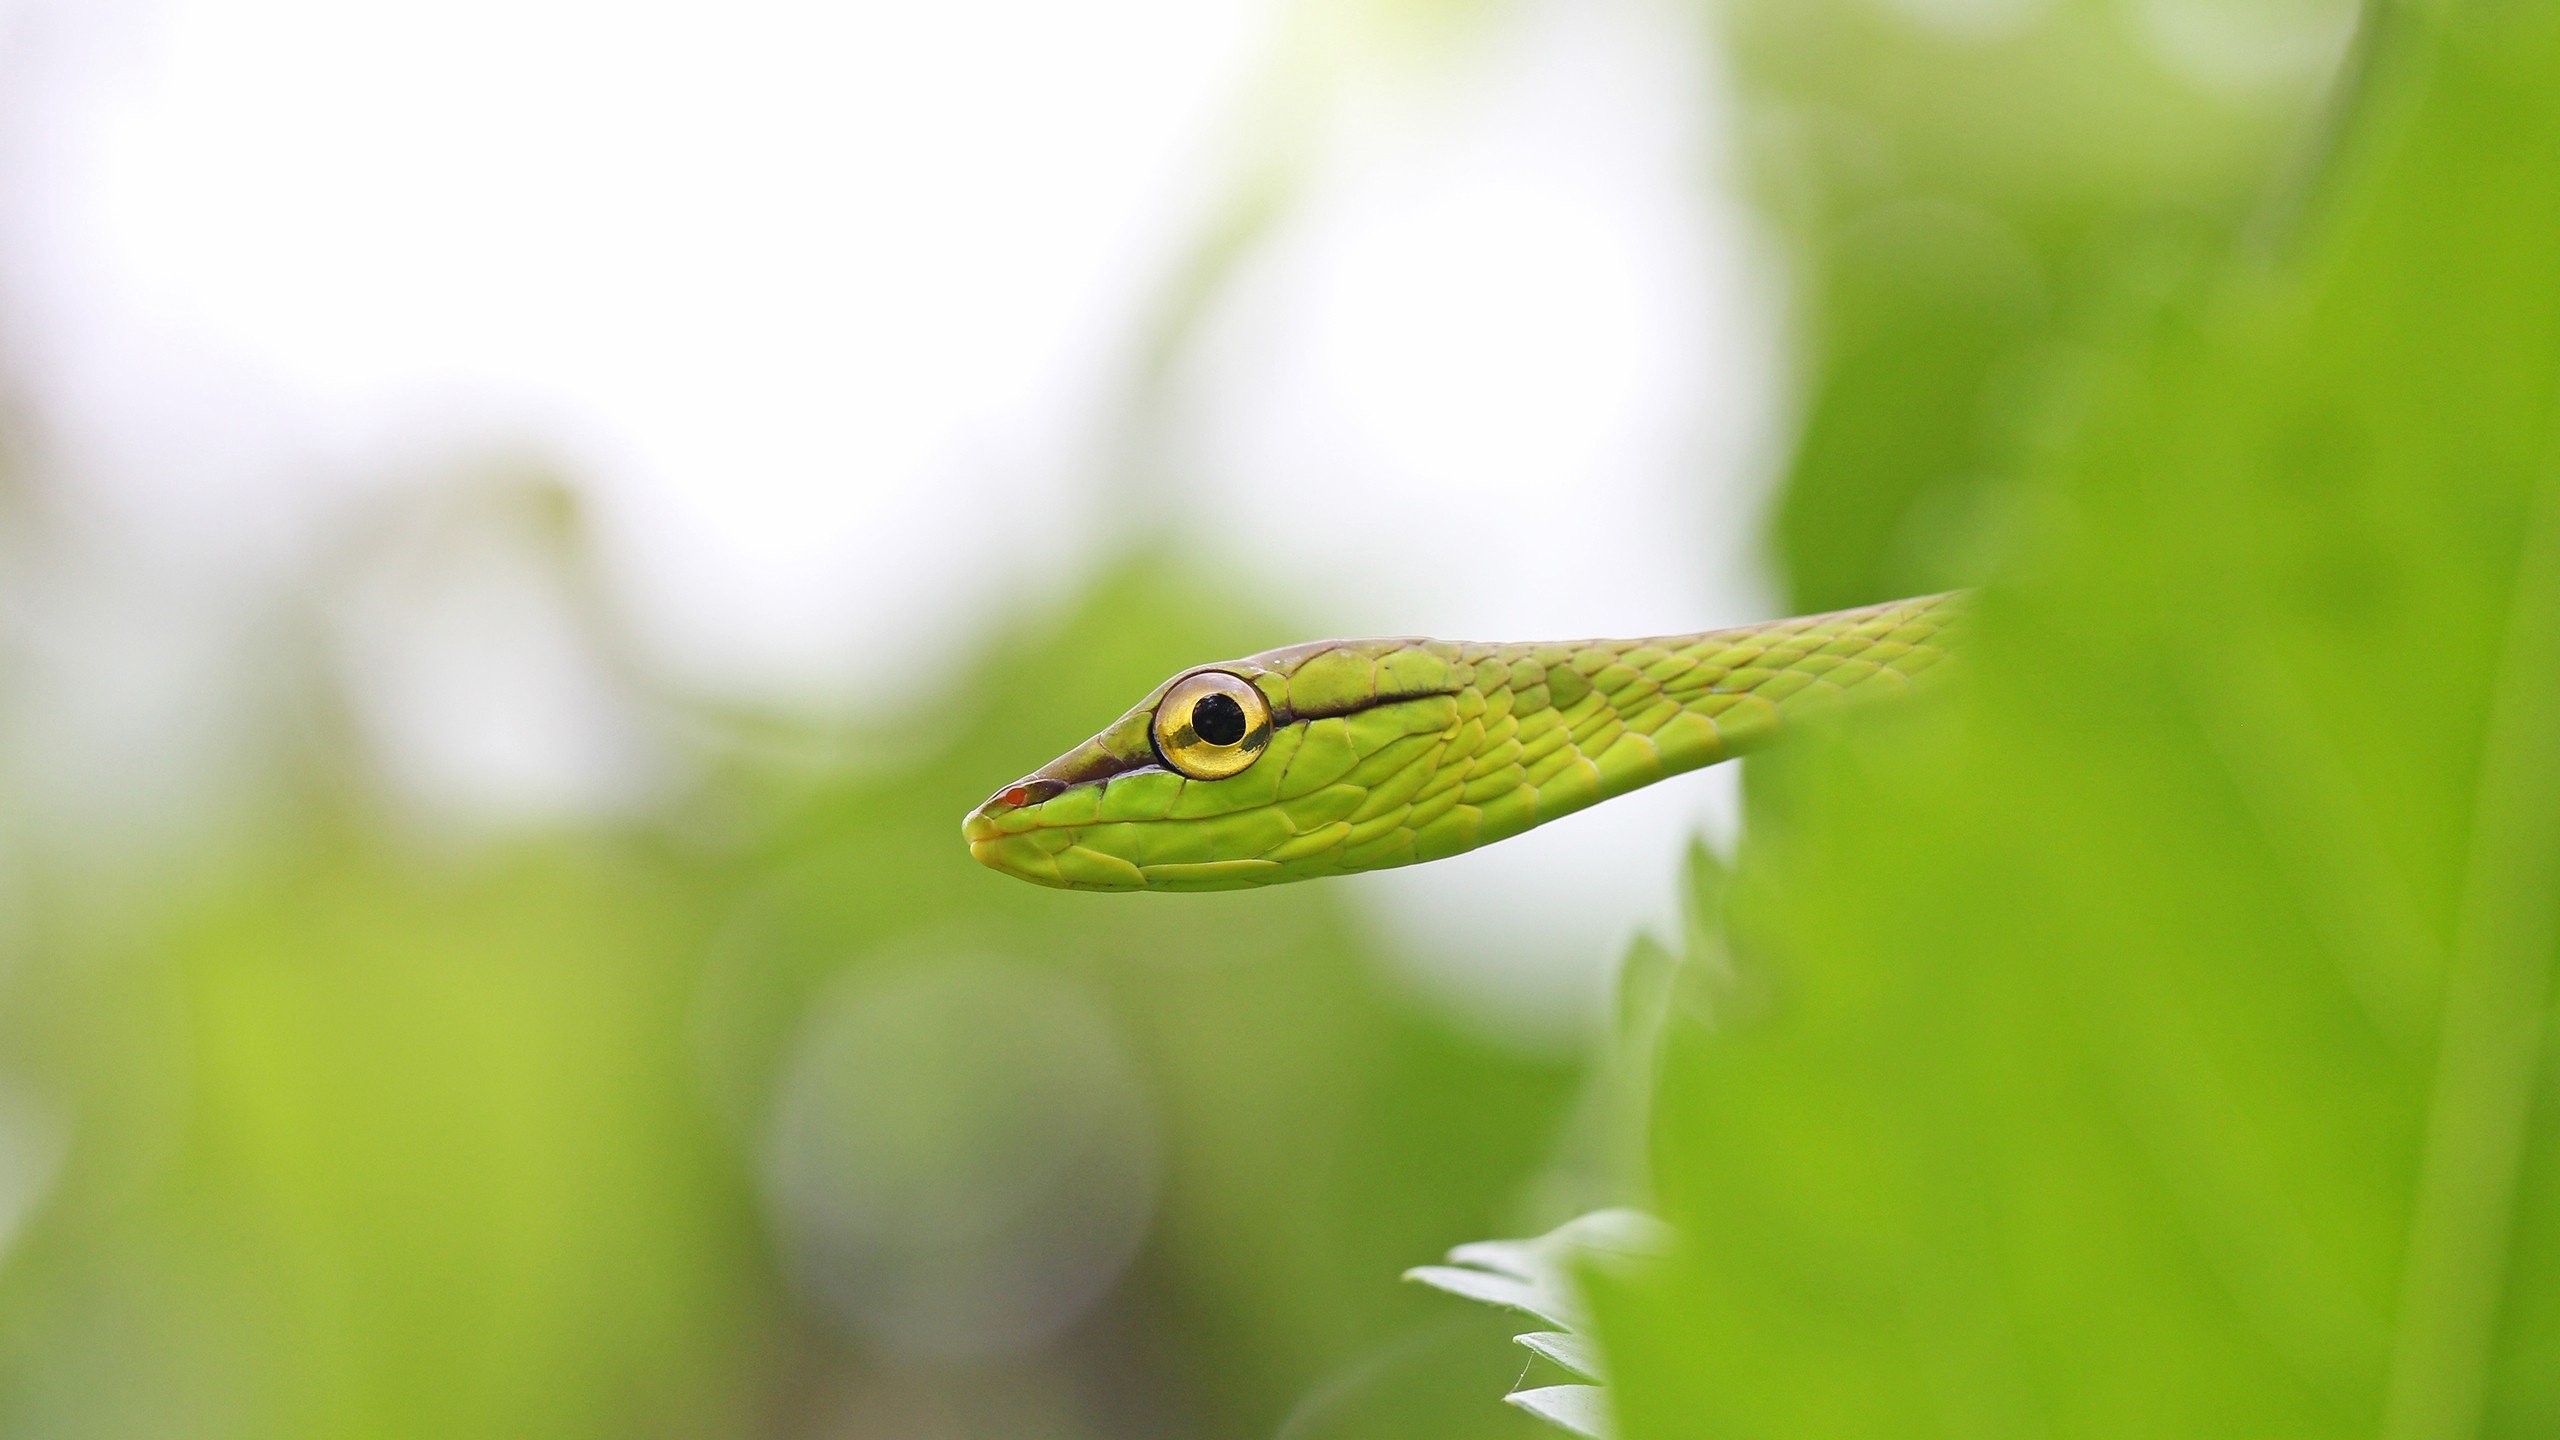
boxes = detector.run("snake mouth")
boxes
[967,830,1071,886]
[966,825,1159,890]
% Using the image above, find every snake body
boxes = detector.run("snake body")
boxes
[966,593,1961,891]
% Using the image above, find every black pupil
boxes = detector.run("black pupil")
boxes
[1192,692,1249,747]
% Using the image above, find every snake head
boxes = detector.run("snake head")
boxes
[964,593,1963,891]
[964,637,1479,891]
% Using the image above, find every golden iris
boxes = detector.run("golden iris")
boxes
[1152,670,1271,779]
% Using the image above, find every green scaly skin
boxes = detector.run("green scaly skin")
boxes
[965,593,1961,891]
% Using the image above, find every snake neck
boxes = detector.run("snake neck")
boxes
[1397,592,1964,861]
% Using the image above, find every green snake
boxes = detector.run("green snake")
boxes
[965,593,1961,891]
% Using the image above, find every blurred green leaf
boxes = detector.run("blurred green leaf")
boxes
[0,837,762,1440]
[1599,4,2560,1437]
[1713,0,2359,610]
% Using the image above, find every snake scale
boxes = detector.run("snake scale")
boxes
[966,593,1961,891]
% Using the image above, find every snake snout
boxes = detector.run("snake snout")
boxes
[962,777,1075,887]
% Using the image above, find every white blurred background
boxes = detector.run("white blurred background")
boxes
[0,0,1784,1043]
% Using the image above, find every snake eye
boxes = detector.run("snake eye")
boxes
[1152,670,1272,780]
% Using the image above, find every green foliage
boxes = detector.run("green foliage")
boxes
[1596,5,2560,1437]
[1717,0,2360,610]
[0,838,759,1439]
[0,550,1582,1439]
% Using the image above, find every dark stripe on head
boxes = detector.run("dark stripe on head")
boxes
[984,637,1469,805]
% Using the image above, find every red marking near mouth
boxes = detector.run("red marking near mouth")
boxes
[996,784,1037,809]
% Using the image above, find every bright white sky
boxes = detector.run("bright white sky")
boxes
[0,0,1789,1041]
